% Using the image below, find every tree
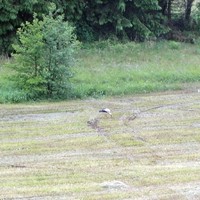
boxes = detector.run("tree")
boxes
[41,6,80,98]
[10,16,46,98]
[7,6,80,100]
[159,0,195,28]
[55,0,167,41]
[0,0,48,55]
[184,0,195,27]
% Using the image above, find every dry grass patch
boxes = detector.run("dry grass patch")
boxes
[0,91,200,199]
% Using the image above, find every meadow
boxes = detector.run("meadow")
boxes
[71,40,200,98]
[0,40,200,102]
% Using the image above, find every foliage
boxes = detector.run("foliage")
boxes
[159,0,195,29]
[6,7,80,101]
[55,0,167,41]
[8,16,46,99]
[0,0,49,55]
[41,8,80,98]
[191,3,200,31]
[1,0,198,55]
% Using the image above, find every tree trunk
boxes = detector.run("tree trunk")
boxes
[185,0,194,23]
[159,0,168,15]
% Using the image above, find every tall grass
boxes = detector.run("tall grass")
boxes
[1,41,200,102]
[0,57,28,103]
[71,40,200,98]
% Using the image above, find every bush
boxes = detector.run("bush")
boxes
[168,41,181,50]
[6,5,80,101]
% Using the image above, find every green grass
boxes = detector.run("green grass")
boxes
[71,40,200,98]
[0,40,200,102]
[0,56,29,103]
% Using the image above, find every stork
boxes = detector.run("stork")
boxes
[99,108,112,116]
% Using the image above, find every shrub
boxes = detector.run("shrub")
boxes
[6,5,80,101]
[168,41,181,50]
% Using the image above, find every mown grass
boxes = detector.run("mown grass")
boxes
[0,92,200,199]
[0,40,200,102]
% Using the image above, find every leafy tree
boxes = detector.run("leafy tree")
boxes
[7,6,80,100]
[0,0,48,55]
[54,0,167,41]
[9,16,46,98]
[159,0,195,28]
[1,0,195,55]
[191,2,200,31]
[184,0,195,27]
[41,6,80,98]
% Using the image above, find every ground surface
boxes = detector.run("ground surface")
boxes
[0,90,200,200]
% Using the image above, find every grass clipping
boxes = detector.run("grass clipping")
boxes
[0,91,200,199]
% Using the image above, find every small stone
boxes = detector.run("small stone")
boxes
[100,180,129,189]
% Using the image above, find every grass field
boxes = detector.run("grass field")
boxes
[71,40,200,98]
[0,90,200,199]
[0,41,200,102]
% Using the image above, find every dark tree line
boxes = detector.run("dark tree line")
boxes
[0,0,198,55]
[159,0,195,25]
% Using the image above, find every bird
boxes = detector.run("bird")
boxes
[99,108,112,116]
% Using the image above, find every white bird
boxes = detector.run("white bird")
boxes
[99,108,112,116]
